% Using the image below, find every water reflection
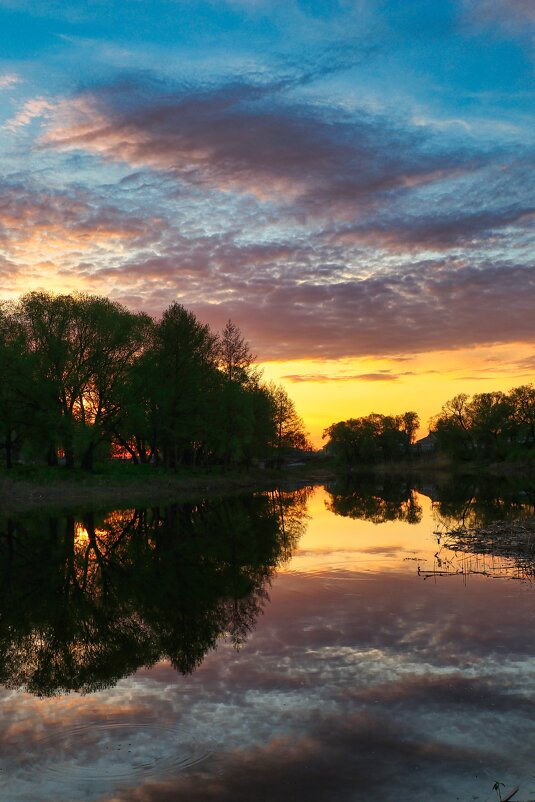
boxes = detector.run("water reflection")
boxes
[326,475,423,524]
[3,479,535,802]
[0,489,309,696]
[426,473,535,529]
[324,474,535,580]
[326,472,535,530]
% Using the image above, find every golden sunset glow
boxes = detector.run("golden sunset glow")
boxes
[261,342,535,445]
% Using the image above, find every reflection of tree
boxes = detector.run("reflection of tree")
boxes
[0,493,307,696]
[428,474,535,530]
[267,486,312,556]
[325,476,423,525]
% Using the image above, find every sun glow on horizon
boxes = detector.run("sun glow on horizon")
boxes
[261,342,535,447]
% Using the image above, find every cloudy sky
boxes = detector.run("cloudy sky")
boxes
[1,0,534,440]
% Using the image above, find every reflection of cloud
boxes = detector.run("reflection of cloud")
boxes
[99,569,535,801]
[3,567,535,801]
[105,711,484,802]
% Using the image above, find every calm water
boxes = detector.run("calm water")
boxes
[1,477,535,801]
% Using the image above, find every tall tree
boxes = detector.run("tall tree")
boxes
[269,384,310,466]
[16,291,150,469]
[218,319,256,385]
[150,303,219,468]
[0,304,35,468]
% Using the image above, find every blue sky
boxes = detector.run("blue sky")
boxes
[1,0,534,435]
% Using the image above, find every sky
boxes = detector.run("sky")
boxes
[0,0,534,443]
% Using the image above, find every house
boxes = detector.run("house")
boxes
[414,432,438,453]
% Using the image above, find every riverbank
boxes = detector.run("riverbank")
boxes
[0,462,334,512]
[331,454,535,479]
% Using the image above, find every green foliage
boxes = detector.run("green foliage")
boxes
[432,385,535,462]
[267,383,311,466]
[0,293,307,471]
[323,411,419,466]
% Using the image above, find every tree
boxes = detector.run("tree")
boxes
[15,291,151,469]
[0,291,307,471]
[0,303,35,468]
[400,411,420,454]
[269,384,310,466]
[431,393,474,459]
[218,319,257,385]
[323,411,420,465]
[149,303,220,468]
[509,384,535,446]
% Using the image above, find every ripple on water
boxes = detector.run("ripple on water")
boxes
[34,718,211,783]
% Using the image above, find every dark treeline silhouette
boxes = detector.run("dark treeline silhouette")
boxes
[0,489,309,696]
[323,412,419,465]
[0,292,309,470]
[324,384,535,466]
[431,386,535,461]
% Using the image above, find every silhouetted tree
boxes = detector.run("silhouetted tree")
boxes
[268,383,311,467]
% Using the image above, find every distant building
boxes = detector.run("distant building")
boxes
[414,432,438,453]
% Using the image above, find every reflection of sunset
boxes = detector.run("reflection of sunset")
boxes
[74,522,89,547]
[280,486,434,574]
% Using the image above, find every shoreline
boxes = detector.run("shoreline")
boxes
[0,465,334,513]
[2,456,534,513]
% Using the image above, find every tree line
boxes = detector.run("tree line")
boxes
[323,412,419,465]
[0,292,309,470]
[431,386,535,461]
[323,384,535,465]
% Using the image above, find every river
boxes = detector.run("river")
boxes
[1,475,535,801]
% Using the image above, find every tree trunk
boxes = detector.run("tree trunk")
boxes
[47,444,58,467]
[5,430,12,469]
[81,443,94,471]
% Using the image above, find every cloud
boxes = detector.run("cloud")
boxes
[4,97,53,130]
[0,73,531,362]
[0,72,21,89]
[182,259,535,360]
[513,354,535,371]
[282,371,403,382]
[464,0,535,29]
[41,76,478,216]
[330,191,535,251]
[0,179,163,266]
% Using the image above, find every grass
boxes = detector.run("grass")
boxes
[0,459,332,512]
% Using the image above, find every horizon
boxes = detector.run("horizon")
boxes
[1,0,534,445]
